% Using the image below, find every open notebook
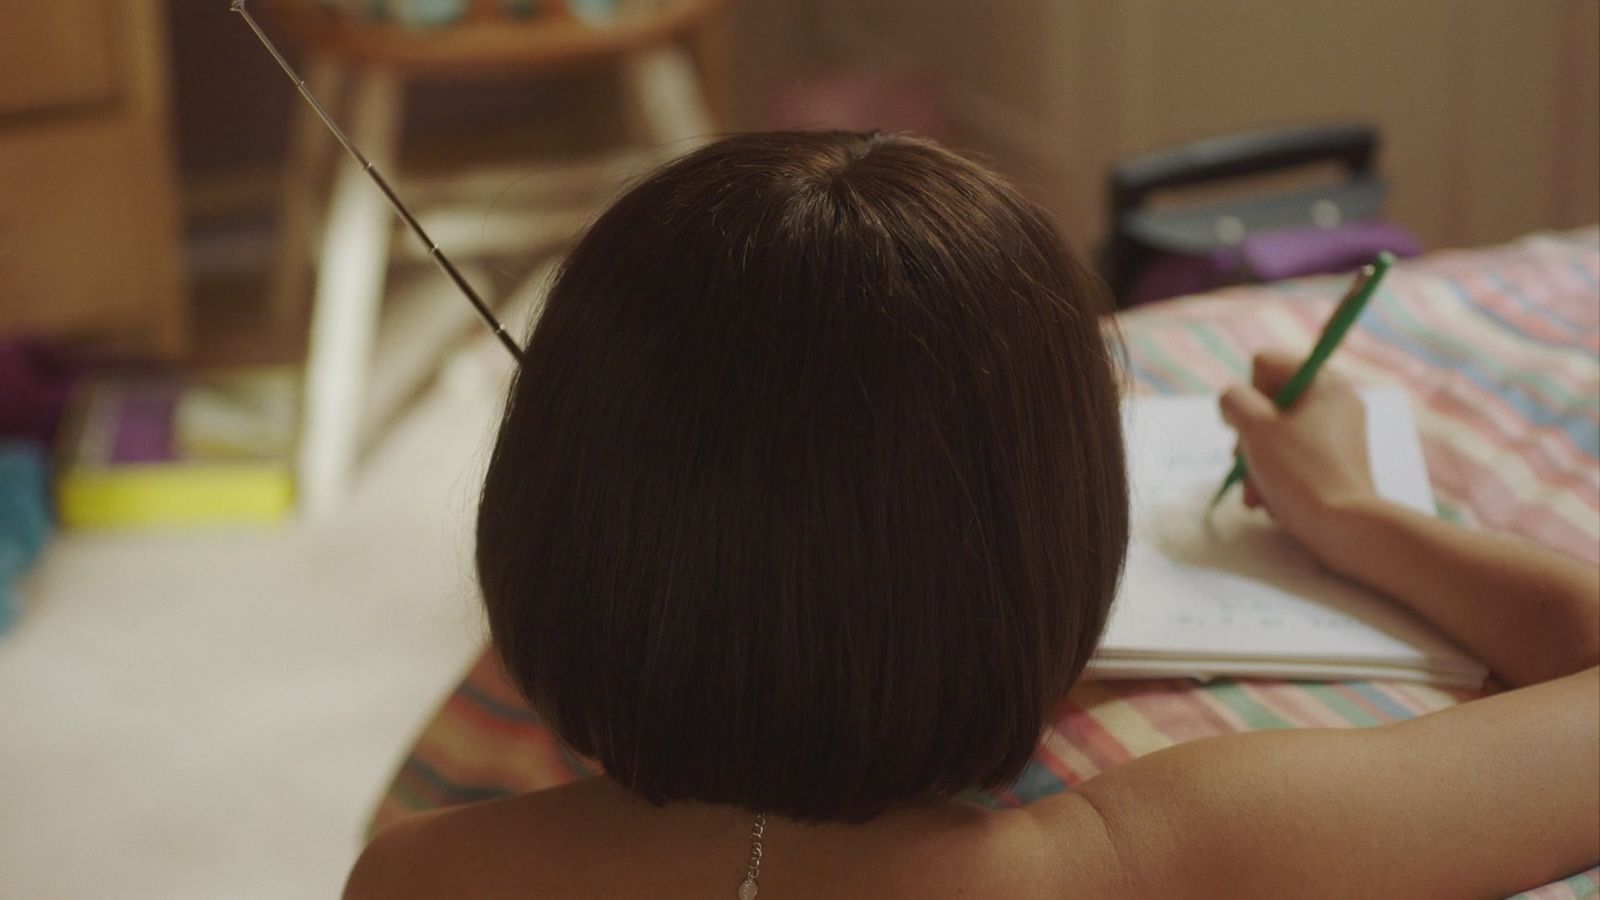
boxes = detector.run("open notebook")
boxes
[1087,388,1488,689]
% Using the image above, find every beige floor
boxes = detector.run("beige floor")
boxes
[0,360,501,899]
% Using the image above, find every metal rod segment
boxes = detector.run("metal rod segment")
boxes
[231,0,524,363]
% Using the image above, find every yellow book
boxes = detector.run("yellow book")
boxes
[54,369,297,529]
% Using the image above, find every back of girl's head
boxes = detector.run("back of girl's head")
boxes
[477,130,1127,822]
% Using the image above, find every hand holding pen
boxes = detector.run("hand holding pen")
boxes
[1217,349,1382,566]
[1210,252,1394,513]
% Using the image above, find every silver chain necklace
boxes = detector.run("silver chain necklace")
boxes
[737,812,767,898]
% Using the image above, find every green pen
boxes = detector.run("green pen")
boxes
[1208,250,1396,511]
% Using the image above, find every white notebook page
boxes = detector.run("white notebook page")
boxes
[1092,389,1486,685]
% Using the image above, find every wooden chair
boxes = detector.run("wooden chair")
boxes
[261,0,725,515]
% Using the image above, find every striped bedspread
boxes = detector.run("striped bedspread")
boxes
[372,229,1600,898]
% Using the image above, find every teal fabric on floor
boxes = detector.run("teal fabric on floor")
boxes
[0,441,50,635]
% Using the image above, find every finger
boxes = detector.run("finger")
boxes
[1219,384,1276,429]
[1251,350,1302,395]
[1314,363,1353,390]
[1242,481,1263,509]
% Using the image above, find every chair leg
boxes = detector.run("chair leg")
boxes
[297,68,402,517]
[268,55,345,325]
[621,42,716,149]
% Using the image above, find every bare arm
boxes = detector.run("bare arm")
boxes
[1315,498,1599,686]
[1217,351,1599,686]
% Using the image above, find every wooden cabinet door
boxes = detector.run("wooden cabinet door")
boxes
[0,0,119,116]
[0,0,186,357]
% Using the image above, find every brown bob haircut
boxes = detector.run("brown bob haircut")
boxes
[477,130,1127,822]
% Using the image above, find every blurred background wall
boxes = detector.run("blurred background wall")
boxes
[175,2,1600,253]
[3,0,1596,362]
[172,0,1599,254]
[801,0,1600,253]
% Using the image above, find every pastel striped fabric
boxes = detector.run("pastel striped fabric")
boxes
[373,229,1600,898]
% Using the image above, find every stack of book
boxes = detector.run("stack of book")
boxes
[54,369,297,528]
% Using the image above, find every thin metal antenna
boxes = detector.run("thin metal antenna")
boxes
[230,0,524,363]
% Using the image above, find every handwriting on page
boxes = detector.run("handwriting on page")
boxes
[1145,486,1373,636]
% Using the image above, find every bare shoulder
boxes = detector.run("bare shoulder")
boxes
[1058,727,1378,899]
[343,792,570,900]
[1016,790,1135,896]
[343,807,452,900]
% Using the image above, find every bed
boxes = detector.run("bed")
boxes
[370,228,1600,898]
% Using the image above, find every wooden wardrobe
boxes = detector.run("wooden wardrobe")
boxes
[0,0,187,358]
